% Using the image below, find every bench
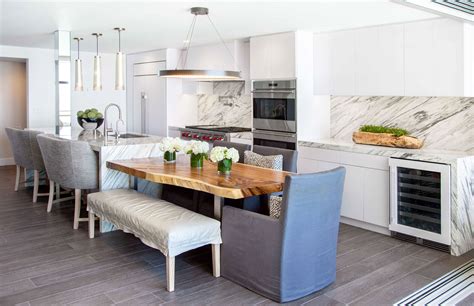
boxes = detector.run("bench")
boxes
[87,188,222,292]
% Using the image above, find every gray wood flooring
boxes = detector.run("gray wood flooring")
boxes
[0,165,472,305]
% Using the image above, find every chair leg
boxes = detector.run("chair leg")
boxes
[212,244,221,277]
[33,170,39,203]
[47,180,55,212]
[73,189,81,230]
[56,183,60,200]
[166,256,175,292]
[88,211,95,239]
[14,165,20,191]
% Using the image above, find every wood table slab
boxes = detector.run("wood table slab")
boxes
[107,154,292,219]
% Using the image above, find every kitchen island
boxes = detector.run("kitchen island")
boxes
[31,127,166,231]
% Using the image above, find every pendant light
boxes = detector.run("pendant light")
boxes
[159,7,241,80]
[114,27,125,90]
[91,33,103,91]
[73,37,84,91]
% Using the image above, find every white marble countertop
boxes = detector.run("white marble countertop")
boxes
[299,139,473,164]
[31,127,164,152]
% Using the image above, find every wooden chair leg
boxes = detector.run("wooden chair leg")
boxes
[73,189,81,229]
[33,170,39,203]
[166,256,175,292]
[14,165,20,191]
[88,211,95,239]
[212,244,221,277]
[47,180,55,212]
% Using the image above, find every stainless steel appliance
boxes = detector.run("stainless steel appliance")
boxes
[253,130,297,150]
[252,80,296,133]
[180,125,251,143]
[389,158,451,251]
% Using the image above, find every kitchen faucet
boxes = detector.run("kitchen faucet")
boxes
[103,103,124,142]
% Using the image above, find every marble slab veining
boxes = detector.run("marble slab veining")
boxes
[197,81,252,128]
[330,96,474,152]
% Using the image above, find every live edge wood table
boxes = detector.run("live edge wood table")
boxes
[106,155,291,219]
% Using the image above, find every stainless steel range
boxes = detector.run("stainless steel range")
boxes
[179,125,251,143]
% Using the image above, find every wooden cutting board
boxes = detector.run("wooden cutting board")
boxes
[352,131,423,149]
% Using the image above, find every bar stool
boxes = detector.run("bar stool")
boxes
[5,128,50,202]
[37,134,99,229]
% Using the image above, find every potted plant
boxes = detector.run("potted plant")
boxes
[209,146,240,175]
[159,137,183,163]
[185,140,210,168]
[352,125,423,149]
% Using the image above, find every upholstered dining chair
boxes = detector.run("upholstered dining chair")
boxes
[221,167,346,303]
[213,140,251,163]
[240,145,298,214]
[5,127,49,202]
[37,134,99,229]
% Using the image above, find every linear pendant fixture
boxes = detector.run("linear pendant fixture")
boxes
[73,37,84,91]
[92,33,103,91]
[159,7,241,80]
[114,27,126,90]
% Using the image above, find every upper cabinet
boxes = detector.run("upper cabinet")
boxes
[314,18,466,97]
[250,32,296,79]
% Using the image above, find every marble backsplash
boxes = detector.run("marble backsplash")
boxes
[331,96,474,152]
[197,81,252,128]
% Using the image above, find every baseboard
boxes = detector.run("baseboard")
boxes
[0,158,14,166]
[340,216,390,236]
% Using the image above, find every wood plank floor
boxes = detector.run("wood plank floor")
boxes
[0,165,472,305]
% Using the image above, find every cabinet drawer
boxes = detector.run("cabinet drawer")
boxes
[338,150,389,170]
[298,147,340,163]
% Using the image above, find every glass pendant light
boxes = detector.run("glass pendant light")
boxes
[92,33,103,91]
[73,37,84,91]
[159,7,241,80]
[114,27,126,90]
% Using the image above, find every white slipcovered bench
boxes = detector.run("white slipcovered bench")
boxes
[87,188,222,292]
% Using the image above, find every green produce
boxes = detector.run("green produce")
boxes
[87,112,97,119]
[96,112,103,119]
[359,125,408,137]
[77,111,84,117]
[77,108,103,121]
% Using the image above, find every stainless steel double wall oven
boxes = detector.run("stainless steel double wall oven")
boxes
[252,79,297,150]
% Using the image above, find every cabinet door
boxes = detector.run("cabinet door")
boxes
[330,30,356,95]
[250,36,271,79]
[363,169,389,227]
[341,165,364,221]
[270,32,295,79]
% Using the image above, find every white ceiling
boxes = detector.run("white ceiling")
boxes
[0,0,438,54]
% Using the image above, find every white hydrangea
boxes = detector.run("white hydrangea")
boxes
[185,140,210,155]
[209,146,240,163]
[159,137,183,153]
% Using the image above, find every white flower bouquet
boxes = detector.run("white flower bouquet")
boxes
[159,137,183,163]
[209,146,239,174]
[185,140,210,168]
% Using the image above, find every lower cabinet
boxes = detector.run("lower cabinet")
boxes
[298,150,389,228]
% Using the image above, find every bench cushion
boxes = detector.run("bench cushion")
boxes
[87,189,222,257]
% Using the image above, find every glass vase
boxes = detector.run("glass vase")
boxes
[163,151,176,163]
[190,153,204,168]
[218,159,232,175]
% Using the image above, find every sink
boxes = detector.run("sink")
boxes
[118,133,148,139]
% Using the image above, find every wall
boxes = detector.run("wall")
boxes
[197,81,251,128]
[0,45,55,128]
[314,18,471,97]
[71,51,126,129]
[0,60,27,165]
[330,96,474,152]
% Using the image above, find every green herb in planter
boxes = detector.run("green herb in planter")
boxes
[359,125,409,137]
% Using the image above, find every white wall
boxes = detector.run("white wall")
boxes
[0,45,55,128]
[71,51,126,129]
[313,18,469,96]
[0,60,27,165]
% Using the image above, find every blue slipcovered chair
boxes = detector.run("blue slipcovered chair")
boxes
[221,167,346,303]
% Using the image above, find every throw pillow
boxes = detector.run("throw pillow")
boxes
[243,150,283,170]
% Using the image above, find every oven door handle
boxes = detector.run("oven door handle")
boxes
[251,90,295,94]
[253,130,296,137]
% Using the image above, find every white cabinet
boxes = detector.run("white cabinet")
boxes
[363,168,389,227]
[329,31,355,95]
[250,32,295,79]
[298,148,390,229]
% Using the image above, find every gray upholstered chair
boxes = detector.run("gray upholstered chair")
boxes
[240,145,298,214]
[5,128,49,202]
[37,134,98,229]
[213,140,251,163]
[222,167,346,303]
